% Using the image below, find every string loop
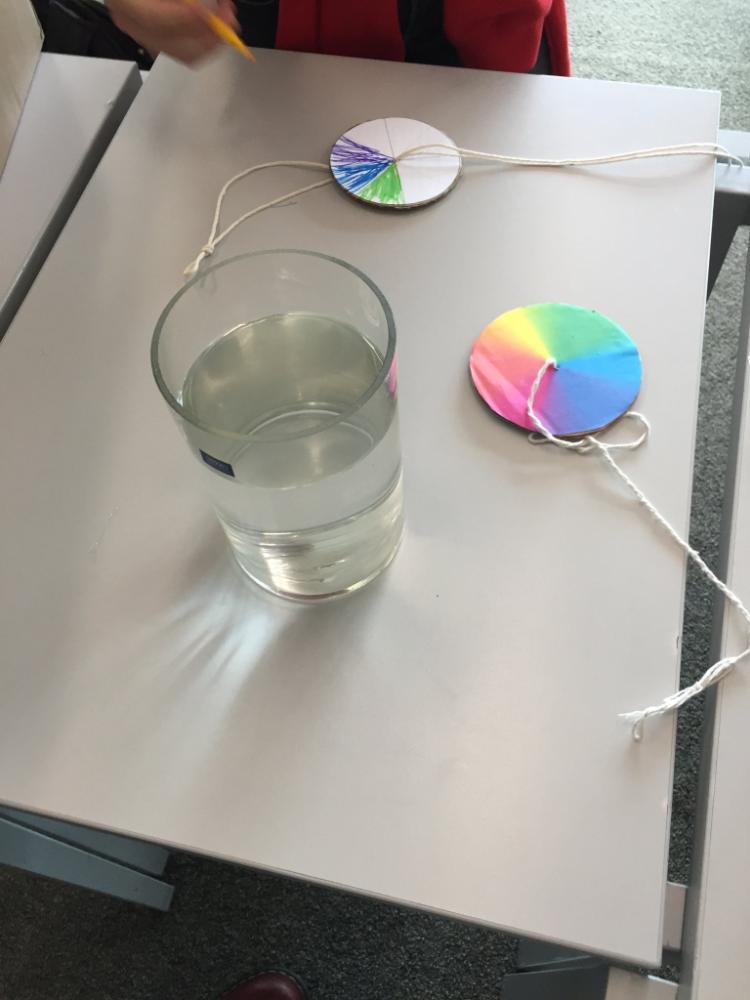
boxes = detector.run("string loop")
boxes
[185,144,742,277]
[527,358,750,741]
[396,141,745,169]
[183,161,333,278]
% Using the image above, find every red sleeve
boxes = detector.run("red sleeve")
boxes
[444,0,571,76]
[277,0,405,61]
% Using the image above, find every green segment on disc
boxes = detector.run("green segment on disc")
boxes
[534,304,624,362]
[358,162,404,205]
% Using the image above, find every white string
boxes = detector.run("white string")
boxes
[184,143,742,277]
[527,358,750,741]
[184,161,333,278]
[182,152,750,738]
[396,141,745,169]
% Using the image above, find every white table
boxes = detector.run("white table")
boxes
[680,250,750,998]
[0,53,140,338]
[0,50,721,966]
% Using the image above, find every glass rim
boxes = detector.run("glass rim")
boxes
[151,249,397,443]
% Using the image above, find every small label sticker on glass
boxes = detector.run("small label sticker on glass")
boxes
[199,450,235,477]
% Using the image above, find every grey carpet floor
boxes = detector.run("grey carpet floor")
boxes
[1,4,749,998]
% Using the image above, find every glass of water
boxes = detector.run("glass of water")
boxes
[151,250,403,601]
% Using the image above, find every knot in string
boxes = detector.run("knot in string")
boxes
[183,161,333,279]
[184,244,216,279]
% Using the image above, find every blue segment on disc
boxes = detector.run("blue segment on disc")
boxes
[330,136,394,194]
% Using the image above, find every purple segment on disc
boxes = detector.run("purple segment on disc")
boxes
[331,135,394,193]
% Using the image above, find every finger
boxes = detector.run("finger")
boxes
[111,0,227,61]
[122,0,211,37]
[147,9,221,48]
[216,0,240,31]
[115,13,219,63]
[166,33,221,64]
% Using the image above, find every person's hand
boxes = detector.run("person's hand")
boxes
[108,0,240,65]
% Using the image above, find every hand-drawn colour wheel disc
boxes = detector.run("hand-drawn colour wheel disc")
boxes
[330,117,462,210]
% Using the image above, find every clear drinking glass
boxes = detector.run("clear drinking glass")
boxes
[152,250,403,601]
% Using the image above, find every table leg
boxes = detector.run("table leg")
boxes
[503,948,609,1000]
[0,805,169,874]
[0,812,173,911]
[708,131,750,297]
[504,952,677,999]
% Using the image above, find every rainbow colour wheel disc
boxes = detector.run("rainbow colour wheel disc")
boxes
[330,118,461,209]
[470,303,643,437]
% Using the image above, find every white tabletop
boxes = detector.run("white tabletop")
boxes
[0,50,720,965]
[682,251,750,998]
[0,53,140,338]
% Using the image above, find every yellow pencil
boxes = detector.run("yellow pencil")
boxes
[181,0,256,61]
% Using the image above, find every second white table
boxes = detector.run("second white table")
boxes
[0,53,140,338]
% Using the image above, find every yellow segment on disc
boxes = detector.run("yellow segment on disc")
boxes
[487,309,549,360]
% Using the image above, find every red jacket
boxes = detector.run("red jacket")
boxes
[276,0,571,76]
